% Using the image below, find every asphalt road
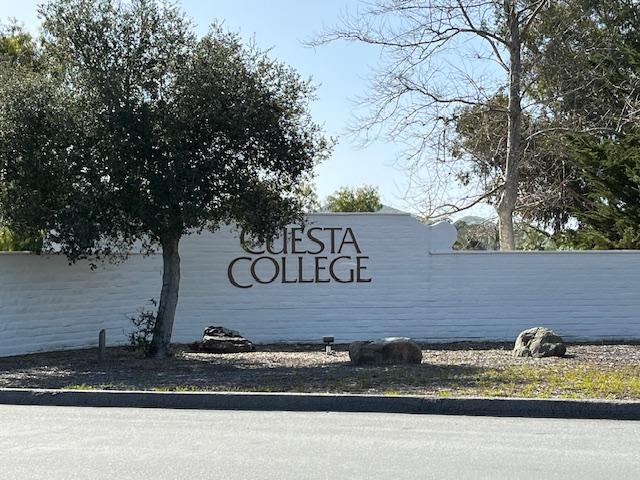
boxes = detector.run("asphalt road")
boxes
[1,405,639,479]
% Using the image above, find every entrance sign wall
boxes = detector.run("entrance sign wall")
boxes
[1,213,639,357]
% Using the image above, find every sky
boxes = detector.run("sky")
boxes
[1,0,490,215]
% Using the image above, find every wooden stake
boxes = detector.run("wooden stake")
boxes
[98,329,106,362]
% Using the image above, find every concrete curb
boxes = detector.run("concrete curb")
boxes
[1,388,639,420]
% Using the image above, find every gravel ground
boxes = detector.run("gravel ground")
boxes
[1,343,639,399]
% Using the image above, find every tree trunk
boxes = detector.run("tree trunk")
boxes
[497,1,522,251]
[148,233,181,358]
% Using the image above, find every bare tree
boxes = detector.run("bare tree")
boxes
[312,0,550,249]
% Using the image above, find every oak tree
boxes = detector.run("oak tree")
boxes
[0,0,330,357]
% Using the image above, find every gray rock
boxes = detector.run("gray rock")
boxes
[513,327,566,358]
[197,326,254,353]
[203,326,241,338]
[349,337,423,365]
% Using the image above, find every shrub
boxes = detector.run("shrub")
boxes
[128,299,158,355]
[0,226,44,252]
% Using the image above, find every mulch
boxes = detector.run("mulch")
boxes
[1,343,639,394]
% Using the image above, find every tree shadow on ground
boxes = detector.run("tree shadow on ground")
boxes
[0,345,499,393]
[2,344,639,398]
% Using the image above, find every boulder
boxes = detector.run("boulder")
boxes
[513,327,566,358]
[197,326,254,353]
[349,337,423,365]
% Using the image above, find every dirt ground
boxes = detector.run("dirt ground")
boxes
[1,343,639,399]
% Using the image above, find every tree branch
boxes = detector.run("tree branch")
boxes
[521,0,547,35]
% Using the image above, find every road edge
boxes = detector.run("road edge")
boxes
[1,388,639,419]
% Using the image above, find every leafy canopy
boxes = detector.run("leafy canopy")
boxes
[0,0,331,261]
[452,95,581,234]
[0,21,38,68]
[325,185,382,213]
[528,0,640,134]
[564,132,640,249]
[0,22,43,251]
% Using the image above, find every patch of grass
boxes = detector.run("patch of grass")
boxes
[284,363,640,399]
[449,365,640,399]
[65,383,119,390]
[65,384,94,390]
[152,385,201,393]
[435,390,454,398]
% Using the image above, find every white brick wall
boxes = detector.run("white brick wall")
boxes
[1,213,639,357]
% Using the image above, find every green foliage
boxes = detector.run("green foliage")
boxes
[453,96,581,233]
[0,0,331,355]
[0,0,332,252]
[524,0,640,249]
[453,217,558,251]
[0,227,11,251]
[0,21,39,68]
[528,0,640,133]
[0,226,43,252]
[325,185,382,212]
[0,23,45,254]
[562,132,640,249]
[128,299,158,355]
[453,217,498,250]
[0,0,330,260]
[295,183,321,213]
[452,0,640,244]
[517,225,559,251]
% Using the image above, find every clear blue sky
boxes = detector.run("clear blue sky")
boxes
[2,0,451,212]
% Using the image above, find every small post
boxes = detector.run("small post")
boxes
[323,336,335,355]
[98,329,106,362]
